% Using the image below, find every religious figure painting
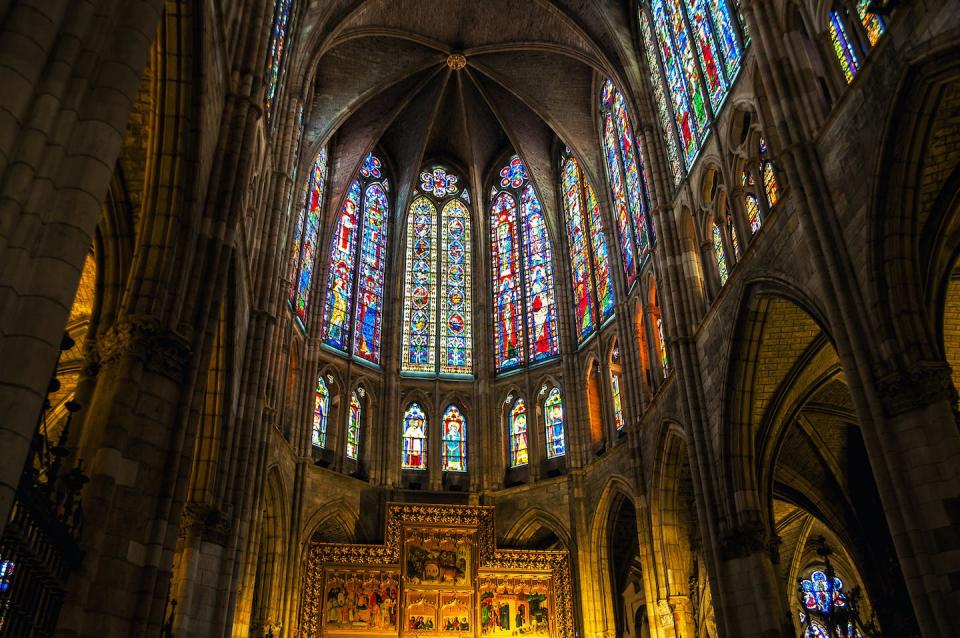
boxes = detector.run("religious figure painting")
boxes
[324,572,400,633]
[404,592,438,634]
[439,594,473,635]
[404,534,471,586]
[479,580,551,638]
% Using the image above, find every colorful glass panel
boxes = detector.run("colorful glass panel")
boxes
[544,388,566,459]
[801,571,847,615]
[713,224,729,284]
[829,11,860,84]
[763,161,779,208]
[360,153,382,178]
[656,316,670,374]
[312,376,329,448]
[562,157,597,342]
[684,0,728,108]
[640,10,685,183]
[603,113,638,286]
[402,403,428,470]
[500,155,528,188]
[263,0,292,124]
[586,184,616,322]
[857,0,886,46]
[288,178,310,304]
[612,87,652,259]
[491,192,524,371]
[346,391,361,459]
[352,184,389,363]
[509,398,529,467]
[460,188,471,204]
[420,166,459,197]
[0,559,13,593]
[805,622,829,638]
[745,193,761,234]
[653,0,709,136]
[401,197,438,373]
[322,180,362,351]
[521,184,560,363]
[707,0,742,77]
[440,199,472,374]
[441,405,467,472]
[611,372,624,430]
[729,216,742,259]
[293,150,328,326]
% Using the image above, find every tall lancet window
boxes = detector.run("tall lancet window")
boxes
[639,0,744,177]
[560,148,616,344]
[288,148,328,328]
[490,155,560,373]
[263,0,294,127]
[441,405,467,472]
[345,389,362,460]
[312,376,330,448]
[401,166,473,376]
[321,153,390,365]
[600,80,657,288]
[544,387,566,459]
[402,403,428,470]
[509,398,529,467]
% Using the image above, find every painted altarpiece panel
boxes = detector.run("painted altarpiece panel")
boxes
[298,505,573,638]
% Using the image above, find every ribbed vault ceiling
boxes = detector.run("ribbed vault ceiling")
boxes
[298,0,645,230]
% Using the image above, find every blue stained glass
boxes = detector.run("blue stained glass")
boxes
[652,0,709,143]
[312,376,329,448]
[360,153,382,179]
[491,192,524,372]
[352,184,389,363]
[521,184,560,362]
[500,155,528,188]
[603,113,638,287]
[684,0,728,108]
[440,199,472,374]
[322,180,362,351]
[401,197,438,373]
[612,88,652,259]
[402,403,428,470]
[544,388,566,459]
[441,405,467,472]
[707,0,742,77]
[264,0,293,125]
[420,166,459,196]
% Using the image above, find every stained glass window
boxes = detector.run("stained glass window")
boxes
[544,387,566,459]
[600,81,657,286]
[442,405,467,472]
[729,215,741,259]
[640,0,744,175]
[490,155,559,372]
[321,153,390,365]
[611,372,624,430]
[346,390,361,460]
[402,403,428,470]
[0,559,13,593]
[656,316,670,374]
[561,152,616,344]
[289,149,328,328]
[857,0,886,46]
[401,167,472,376]
[829,10,861,84]
[312,376,329,448]
[741,169,763,234]
[509,398,529,467]
[797,568,864,638]
[713,224,729,284]
[264,0,293,126]
[759,137,780,210]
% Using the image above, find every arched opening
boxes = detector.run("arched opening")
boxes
[606,492,643,638]
[586,359,604,449]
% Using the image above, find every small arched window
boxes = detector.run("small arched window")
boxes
[288,149,328,328]
[263,0,293,126]
[544,388,566,459]
[490,155,560,372]
[599,80,657,287]
[509,398,529,467]
[345,389,362,460]
[611,372,624,431]
[441,405,467,472]
[560,149,616,344]
[321,153,390,365]
[401,166,473,376]
[712,223,729,285]
[312,376,330,448]
[401,403,428,470]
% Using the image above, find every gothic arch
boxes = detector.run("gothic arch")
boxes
[300,498,360,549]
[501,507,572,550]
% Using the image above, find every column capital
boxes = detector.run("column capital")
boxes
[876,362,956,417]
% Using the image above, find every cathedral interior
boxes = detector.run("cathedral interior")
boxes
[2,0,960,636]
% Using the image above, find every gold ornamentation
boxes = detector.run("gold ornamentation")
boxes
[446,54,467,70]
[298,504,572,638]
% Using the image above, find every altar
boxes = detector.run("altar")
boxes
[297,504,573,638]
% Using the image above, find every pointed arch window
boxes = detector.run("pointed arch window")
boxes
[600,80,657,288]
[490,155,559,373]
[797,566,866,638]
[312,376,330,448]
[560,149,616,344]
[611,372,624,431]
[739,136,779,236]
[346,389,362,460]
[264,0,294,127]
[829,10,861,83]
[441,405,467,472]
[289,148,328,328]
[544,388,566,459]
[321,153,390,365]
[401,166,473,376]
[712,223,729,285]
[509,398,529,467]
[402,403,428,470]
[639,0,744,178]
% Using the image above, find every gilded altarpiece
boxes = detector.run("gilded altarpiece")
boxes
[298,504,573,638]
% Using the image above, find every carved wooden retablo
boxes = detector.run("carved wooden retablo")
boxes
[298,504,573,638]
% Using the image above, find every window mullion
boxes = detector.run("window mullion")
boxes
[347,180,367,358]
[677,0,720,123]
[641,4,687,173]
